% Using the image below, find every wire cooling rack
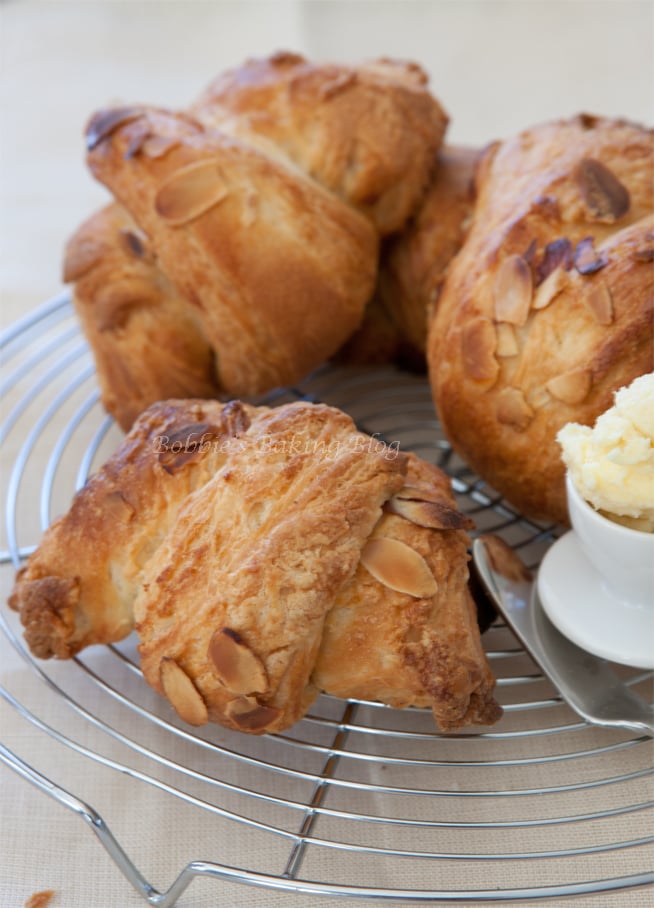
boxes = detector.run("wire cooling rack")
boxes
[1,293,653,905]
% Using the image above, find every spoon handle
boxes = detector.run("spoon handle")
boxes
[473,535,654,737]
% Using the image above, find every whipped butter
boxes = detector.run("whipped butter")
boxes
[557,373,654,532]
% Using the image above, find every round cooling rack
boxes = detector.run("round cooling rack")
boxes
[1,294,653,906]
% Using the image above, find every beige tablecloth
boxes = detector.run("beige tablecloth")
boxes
[1,2,653,906]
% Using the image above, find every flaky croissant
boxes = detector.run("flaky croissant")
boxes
[64,52,448,430]
[9,399,500,734]
[428,114,654,523]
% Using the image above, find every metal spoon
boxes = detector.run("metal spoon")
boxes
[472,534,654,737]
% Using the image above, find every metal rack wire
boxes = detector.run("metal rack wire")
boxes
[1,294,652,905]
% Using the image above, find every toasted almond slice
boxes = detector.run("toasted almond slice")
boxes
[535,238,573,284]
[157,423,223,474]
[386,497,474,531]
[220,399,251,436]
[155,161,229,226]
[142,135,181,159]
[225,696,281,732]
[159,657,208,726]
[461,317,499,383]
[493,254,533,325]
[123,121,152,159]
[495,323,519,357]
[532,267,567,310]
[584,280,614,325]
[320,70,357,100]
[86,106,145,150]
[393,485,448,504]
[546,368,592,404]
[495,387,535,431]
[575,157,630,223]
[361,537,438,598]
[209,628,268,695]
[574,237,608,275]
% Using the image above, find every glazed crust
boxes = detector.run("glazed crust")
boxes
[10,400,500,734]
[428,115,654,524]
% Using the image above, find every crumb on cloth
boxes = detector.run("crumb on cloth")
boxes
[24,890,55,908]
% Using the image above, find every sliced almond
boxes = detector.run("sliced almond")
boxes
[159,657,208,726]
[155,161,229,226]
[321,71,357,100]
[86,106,145,151]
[461,317,499,383]
[142,135,181,159]
[574,236,608,275]
[493,254,533,325]
[386,497,474,531]
[360,537,438,598]
[495,323,519,357]
[575,157,630,223]
[225,696,281,732]
[123,122,152,159]
[220,399,251,436]
[535,238,573,284]
[546,369,593,405]
[393,485,449,504]
[209,628,268,695]
[495,387,535,431]
[584,280,614,325]
[532,267,567,310]
[157,423,222,473]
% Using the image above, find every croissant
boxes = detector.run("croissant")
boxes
[428,114,654,523]
[9,399,500,734]
[64,53,448,430]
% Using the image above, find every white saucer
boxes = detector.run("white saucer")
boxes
[538,531,654,670]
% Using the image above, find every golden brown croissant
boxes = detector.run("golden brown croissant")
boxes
[428,115,654,523]
[9,399,500,734]
[64,52,448,430]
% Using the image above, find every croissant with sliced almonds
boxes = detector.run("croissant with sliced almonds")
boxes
[9,399,500,734]
[64,52,448,430]
[428,114,654,524]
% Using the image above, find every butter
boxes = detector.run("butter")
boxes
[557,373,654,532]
